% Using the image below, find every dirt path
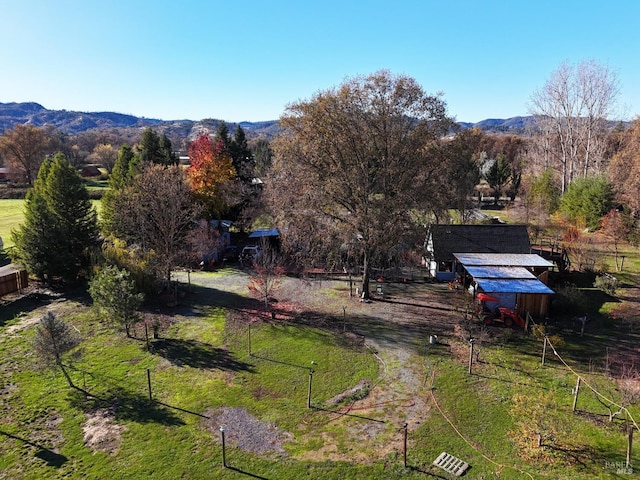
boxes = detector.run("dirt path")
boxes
[179,269,464,460]
[1,287,79,338]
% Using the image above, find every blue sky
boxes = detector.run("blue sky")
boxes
[1,0,638,123]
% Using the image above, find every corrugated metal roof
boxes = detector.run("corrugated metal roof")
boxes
[466,266,536,279]
[249,228,279,238]
[476,278,555,294]
[454,253,553,268]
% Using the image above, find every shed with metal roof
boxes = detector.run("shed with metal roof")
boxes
[453,253,554,318]
[425,224,531,281]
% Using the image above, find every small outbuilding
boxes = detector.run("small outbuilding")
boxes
[454,252,554,318]
[425,224,532,281]
[247,228,280,250]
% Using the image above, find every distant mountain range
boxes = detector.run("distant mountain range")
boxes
[0,102,534,140]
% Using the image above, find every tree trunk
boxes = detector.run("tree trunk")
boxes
[361,252,370,300]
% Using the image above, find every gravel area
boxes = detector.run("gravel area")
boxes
[203,407,291,455]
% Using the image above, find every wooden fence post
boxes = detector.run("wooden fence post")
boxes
[572,377,581,412]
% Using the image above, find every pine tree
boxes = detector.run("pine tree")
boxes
[101,145,135,237]
[216,122,231,151]
[159,133,178,166]
[89,265,144,337]
[230,125,254,183]
[11,153,99,283]
[11,161,57,281]
[33,312,80,388]
[138,128,161,164]
[484,153,512,205]
[136,128,177,166]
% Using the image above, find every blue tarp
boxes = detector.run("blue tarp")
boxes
[457,254,555,295]
[475,278,555,294]
[249,228,279,238]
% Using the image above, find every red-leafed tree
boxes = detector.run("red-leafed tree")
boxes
[187,133,236,219]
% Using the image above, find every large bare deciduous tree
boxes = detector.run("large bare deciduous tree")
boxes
[88,143,118,173]
[0,124,55,184]
[112,163,201,286]
[609,117,640,217]
[266,70,451,298]
[529,60,619,192]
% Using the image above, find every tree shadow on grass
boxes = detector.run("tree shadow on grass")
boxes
[151,338,255,372]
[67,386,185,426]
[545,442,610,473]
[0,283,93,327]
[283,308,451,355]
[0,430,68,467]
[0,290,57,327]
[175,284,262,313]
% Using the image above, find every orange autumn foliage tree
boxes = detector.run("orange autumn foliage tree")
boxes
[187,133,236,218]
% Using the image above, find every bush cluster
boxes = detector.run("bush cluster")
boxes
[594,274,619,296]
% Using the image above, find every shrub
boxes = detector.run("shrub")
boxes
[558,176,614,231]
[553,283,590,315]
[594,274,619,296]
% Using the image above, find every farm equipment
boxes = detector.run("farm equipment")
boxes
[482,307,526,329]
[472,292,526,329]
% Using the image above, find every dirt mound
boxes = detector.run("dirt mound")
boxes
[82,408,126,455]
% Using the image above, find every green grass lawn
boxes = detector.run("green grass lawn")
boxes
[2,270,640,478]
[0,199,25,249]
[0,199,101,250]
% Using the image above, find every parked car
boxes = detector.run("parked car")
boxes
[240,245,262,262]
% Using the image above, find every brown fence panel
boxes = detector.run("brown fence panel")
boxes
[0,269,28,297]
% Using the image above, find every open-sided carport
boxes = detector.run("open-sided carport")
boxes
[454,253,554,318]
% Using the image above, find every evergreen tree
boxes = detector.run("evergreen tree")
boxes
[230,125,254,183]
[33,312,80,388]
[216,122,231,152]
[11,161,57,280]
[137,128,177,166]
[138,128,161,164]
[89,265,144,337]
[484,153,512,204]
[111,144,136,190]
[159,133,178,166]
[251,139,272,177]
[559,176,614,231]
[11,153,99,283]
[101,145,135,236]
